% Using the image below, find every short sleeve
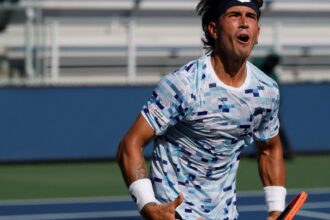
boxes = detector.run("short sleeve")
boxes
[141,73,192,136]
[254,93,280,141]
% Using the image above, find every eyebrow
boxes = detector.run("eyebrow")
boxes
[226,9,257,16]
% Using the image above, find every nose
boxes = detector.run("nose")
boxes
[239,16,249,29]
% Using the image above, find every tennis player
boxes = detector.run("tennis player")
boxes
[117,0,286,219]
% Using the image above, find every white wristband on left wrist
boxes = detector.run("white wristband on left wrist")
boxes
[264,186,287,212]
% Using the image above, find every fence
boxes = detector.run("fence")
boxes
[1,1,330,84]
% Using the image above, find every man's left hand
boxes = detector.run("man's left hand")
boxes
[267,211,281,220]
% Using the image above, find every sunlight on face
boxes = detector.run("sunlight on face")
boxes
[209,6,260,61]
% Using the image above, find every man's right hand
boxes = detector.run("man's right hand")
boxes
[140,192,184,220]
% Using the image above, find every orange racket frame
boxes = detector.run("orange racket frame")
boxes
[277,191,308,220]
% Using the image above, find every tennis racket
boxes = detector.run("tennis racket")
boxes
[277,191,308,220]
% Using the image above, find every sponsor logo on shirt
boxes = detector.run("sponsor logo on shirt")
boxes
[150,104,169,126]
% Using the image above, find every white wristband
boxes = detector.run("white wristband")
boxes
[128,178,159,211]
[264,186,287,212]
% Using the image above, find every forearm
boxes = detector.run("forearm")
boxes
[117,137,148,187]
[257,136,286,218]
[116,118,166,215]
[116,114,155,187]
[258,138,286,186]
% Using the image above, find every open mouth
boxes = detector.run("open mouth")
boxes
[237,34,250,43]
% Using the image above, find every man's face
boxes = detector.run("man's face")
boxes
[209,6,260,60]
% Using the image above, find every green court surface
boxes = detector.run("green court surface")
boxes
[0,155,329,200]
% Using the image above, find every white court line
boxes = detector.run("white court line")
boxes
[297,210,330,220]
[238,202,330,212]
[1,201,329,220]
[0,210,140,220]
[238,187,330,197]
[0,196,132,206]
[0,187,329,206]
[305,202,330,209]
[0,188,329,220]
[239,204,266,212]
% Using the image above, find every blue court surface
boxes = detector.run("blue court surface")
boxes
[0,189,329,220]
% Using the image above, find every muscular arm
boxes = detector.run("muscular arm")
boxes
[116,114,154,186]
[257,134,286,219]
[116,114,183,219]
[257,134,285,187]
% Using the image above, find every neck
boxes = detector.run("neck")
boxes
[211,52,248,88]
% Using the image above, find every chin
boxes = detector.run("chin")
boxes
[233,52,250,61]
[232,47,252,60]
[241,48,253,58]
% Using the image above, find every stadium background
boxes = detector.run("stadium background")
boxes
[0,0,329,219]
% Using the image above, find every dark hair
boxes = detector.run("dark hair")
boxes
[196,0,264,54]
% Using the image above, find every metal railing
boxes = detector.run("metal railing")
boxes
[1,1,330,85]
[0,3,43,81]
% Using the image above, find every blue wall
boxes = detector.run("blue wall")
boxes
[0,84,329,162]
[0,86,153,162]
[280,84,330,153]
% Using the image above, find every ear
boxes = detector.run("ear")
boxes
[255,25,260,45]
[208,22,218,40]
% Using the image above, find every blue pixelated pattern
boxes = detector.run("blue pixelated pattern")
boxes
[141,55,280,220]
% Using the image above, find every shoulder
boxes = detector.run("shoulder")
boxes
[168,58,198,82]
[248,61,279,95]
[157,58,200,93]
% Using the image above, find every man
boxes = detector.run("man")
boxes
[117,0,286,219]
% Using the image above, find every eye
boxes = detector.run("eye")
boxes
[247,13,257,20]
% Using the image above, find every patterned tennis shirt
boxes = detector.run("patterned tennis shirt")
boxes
[141,55,280,220]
